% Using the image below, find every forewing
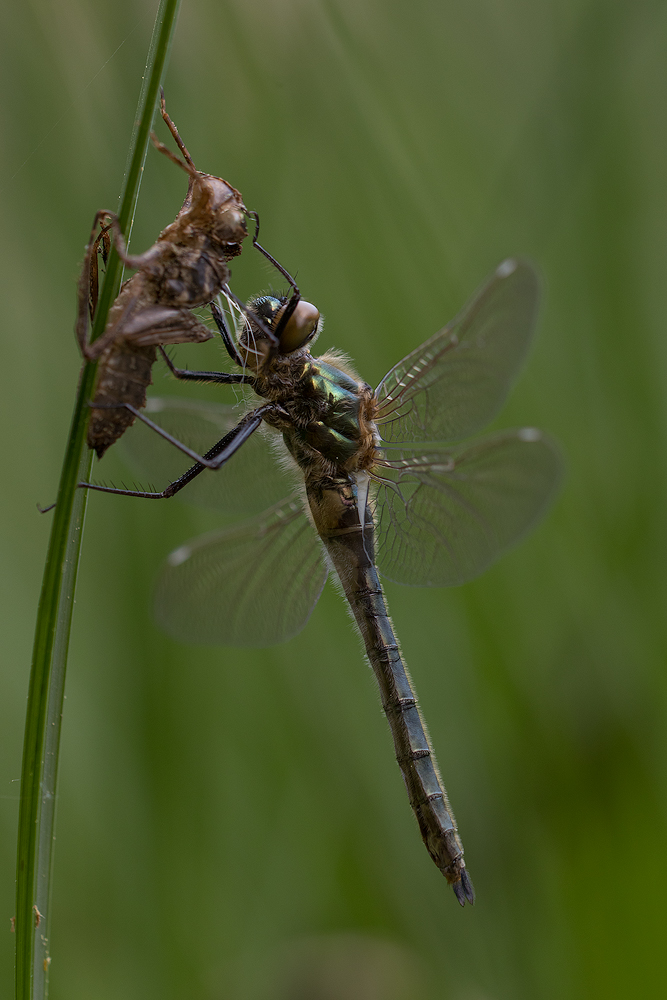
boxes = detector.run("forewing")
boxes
[375,260,540,444]
[373,429,562,586]
[154,495,328,647]
[120,397,294,515]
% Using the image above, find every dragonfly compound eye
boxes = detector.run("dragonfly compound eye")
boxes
[278,300,321,353]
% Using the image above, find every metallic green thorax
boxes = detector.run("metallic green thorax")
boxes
[278,358,367,469]
[295,360,361,462]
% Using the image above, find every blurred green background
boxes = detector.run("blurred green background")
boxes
[2,1,667,997]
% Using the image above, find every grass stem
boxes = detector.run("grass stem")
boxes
[15,2,182,996]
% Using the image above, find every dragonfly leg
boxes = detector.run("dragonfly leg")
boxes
[221,284,280,351]
[245,211,301,340]
[158,345,254,385]
[79,403,282,499]
[85,400,275,470]
[210,302,246,366]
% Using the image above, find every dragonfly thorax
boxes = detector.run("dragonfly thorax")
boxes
[254,349,378,481]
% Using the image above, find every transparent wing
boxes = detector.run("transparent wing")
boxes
[373,429,562,587]
[120,397,294,515]
[154,495,329,647]
[375,259,540,445]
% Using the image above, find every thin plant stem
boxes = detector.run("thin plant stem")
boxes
[15,2,182,997]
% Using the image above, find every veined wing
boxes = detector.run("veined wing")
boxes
[120,397,294,515]
[154,495,328,647]
[373,429,562,587]
[375,260,540,445]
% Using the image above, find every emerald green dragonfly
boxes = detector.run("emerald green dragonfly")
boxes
[81,258,562,905]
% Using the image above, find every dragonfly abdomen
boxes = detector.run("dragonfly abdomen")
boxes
[309,476,474,905]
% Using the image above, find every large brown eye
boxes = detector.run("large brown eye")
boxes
[278,300,320,353]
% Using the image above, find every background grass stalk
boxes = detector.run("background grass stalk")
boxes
[14,2,182,996]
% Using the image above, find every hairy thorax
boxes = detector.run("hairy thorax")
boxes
[255,348,379,479]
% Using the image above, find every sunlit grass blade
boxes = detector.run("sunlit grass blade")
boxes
[14,2,182,997]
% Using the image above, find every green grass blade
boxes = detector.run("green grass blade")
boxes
[14,2,182,997]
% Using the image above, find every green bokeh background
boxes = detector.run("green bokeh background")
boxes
[2,1,666,997]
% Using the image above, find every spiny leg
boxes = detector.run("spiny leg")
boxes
[76,209,117,359]
[210,302,246,367]
[77,208,166,362]
[89,222,112,320]
[98,213,165,272]
[158,345,254,385]
[84,400,279,471]
[221,284,280,353]
[246,209,301,338]
[79,406,276,499]
[159,87,196,169]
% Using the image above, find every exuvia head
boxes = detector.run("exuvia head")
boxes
[185,173,248,255]
[247,294,321,355]
[150,93,248,258]
[153,141,249,257]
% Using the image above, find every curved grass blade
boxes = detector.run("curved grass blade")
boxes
[15,3,182,997]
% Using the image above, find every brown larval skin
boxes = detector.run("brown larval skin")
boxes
[77,117,249,457]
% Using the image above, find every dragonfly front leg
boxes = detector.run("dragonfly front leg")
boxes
[78,403,286,499]
[158,346,254,386]
[210,301,247,367]
[245,210,302,340]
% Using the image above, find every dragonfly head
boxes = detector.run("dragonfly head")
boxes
[242,294,321,362]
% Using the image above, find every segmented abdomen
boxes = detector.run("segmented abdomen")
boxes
[87,342,156,458]
[307,474,471,895]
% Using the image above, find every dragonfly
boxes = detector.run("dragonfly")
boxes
[81,258,562,905]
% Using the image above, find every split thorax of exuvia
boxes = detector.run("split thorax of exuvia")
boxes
[137,172,249,308]
[242,294,379,477]
[158,172,249,262]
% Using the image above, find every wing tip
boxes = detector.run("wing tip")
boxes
[496,258,518,278]
[496,257,539,283]
[167,544,191,567]
[517,426,542,443]
[143,397,167,414]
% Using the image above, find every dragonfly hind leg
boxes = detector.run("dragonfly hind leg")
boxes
[84,400,277,471]
[79,402,284,498]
